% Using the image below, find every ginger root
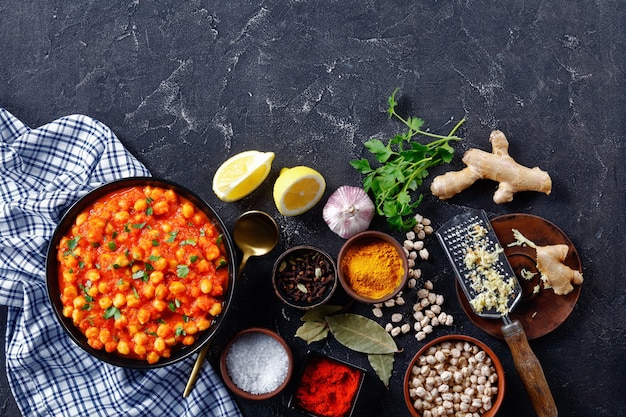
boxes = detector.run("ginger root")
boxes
[430,130,552,203]
[509,229,583,296]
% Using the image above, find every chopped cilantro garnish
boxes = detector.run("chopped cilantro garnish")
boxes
[168,299,182,312]
[175,326,186,337]
[103,306,121,320]
[67,237,80,251]
[176,265,189,278]
[166,231,178,243]
[132,270,147,280]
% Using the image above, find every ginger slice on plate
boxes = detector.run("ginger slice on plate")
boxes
[509,228,583,296]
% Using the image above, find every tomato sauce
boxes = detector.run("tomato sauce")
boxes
[57,185,229,364]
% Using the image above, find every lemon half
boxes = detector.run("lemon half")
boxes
[273,166,326,216]
[212,150,275,202]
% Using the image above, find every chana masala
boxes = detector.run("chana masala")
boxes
[57,185,229,364]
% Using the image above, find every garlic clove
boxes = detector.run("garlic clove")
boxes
[322,185,375,239]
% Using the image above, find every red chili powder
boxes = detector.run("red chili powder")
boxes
[294,355,361,417]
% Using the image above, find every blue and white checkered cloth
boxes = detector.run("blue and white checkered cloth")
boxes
[0,108,242,417]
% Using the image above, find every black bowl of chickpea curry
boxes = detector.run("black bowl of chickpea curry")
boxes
[46,177,237,368]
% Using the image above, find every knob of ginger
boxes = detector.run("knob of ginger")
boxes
[430,130,552,204]
[509,228,583,296]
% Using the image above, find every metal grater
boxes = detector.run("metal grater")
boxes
[436,209,522,320]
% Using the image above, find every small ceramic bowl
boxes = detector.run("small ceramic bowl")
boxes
[403,335,505,417]
[337,231,408,303]
[220,328,293,400]
[289,351,365,417]
[272,245,338,310]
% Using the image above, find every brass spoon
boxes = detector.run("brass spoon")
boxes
[183,210,279,397]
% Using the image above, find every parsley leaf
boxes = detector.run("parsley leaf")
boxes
[166,231,178,243]
[350,88,465,231]
[67,237,80,251]
[132,270,147,280]
[103,306,121,320]
[176,265,189,278]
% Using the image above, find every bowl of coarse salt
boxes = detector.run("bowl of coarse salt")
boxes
[220,327,293,400]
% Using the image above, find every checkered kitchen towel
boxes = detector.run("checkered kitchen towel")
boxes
[0,108,242,417]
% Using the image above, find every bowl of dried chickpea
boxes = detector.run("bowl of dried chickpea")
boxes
[46,177,237,368]
[403,334,505,417]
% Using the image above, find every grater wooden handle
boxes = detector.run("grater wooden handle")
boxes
[502,319,558,417]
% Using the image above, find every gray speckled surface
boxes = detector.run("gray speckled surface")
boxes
[1,1,625,416]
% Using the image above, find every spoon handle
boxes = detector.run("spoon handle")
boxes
[182,252,251,397]
[182,342,211,397]
[237,253,250,279]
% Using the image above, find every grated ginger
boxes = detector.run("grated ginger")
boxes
[463,224,516,315]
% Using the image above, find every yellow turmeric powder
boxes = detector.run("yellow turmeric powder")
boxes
[340,238,404,299]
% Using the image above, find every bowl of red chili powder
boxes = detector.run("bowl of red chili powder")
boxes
[289,351,365,417]
[337,231,408,303]
[46,177,237,369]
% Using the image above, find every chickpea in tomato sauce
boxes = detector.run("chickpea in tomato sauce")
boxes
[57,185,229,364]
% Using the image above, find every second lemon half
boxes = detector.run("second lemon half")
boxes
[212,150,275,202]
[273,166,326,216]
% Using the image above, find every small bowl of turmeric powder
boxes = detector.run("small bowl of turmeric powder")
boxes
[337,231,408,303]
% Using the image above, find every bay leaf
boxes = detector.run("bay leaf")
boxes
[295,321,329,344]
[326,313,398,354]
[300,304,343,322]
[368,353,394,387]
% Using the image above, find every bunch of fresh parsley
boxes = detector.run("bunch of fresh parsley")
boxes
[350,89,465,231]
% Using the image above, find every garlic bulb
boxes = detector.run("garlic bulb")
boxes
[323,185,375,239]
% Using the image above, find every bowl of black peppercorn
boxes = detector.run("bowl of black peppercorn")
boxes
[272,245,338,310]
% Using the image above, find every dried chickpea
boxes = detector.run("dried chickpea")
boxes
[409,340,498,416]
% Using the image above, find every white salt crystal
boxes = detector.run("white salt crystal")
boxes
[225,332,290,395]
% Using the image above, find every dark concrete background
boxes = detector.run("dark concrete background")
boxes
[1,1,624,416]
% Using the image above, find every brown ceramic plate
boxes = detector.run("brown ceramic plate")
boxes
[455,213,582,340]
